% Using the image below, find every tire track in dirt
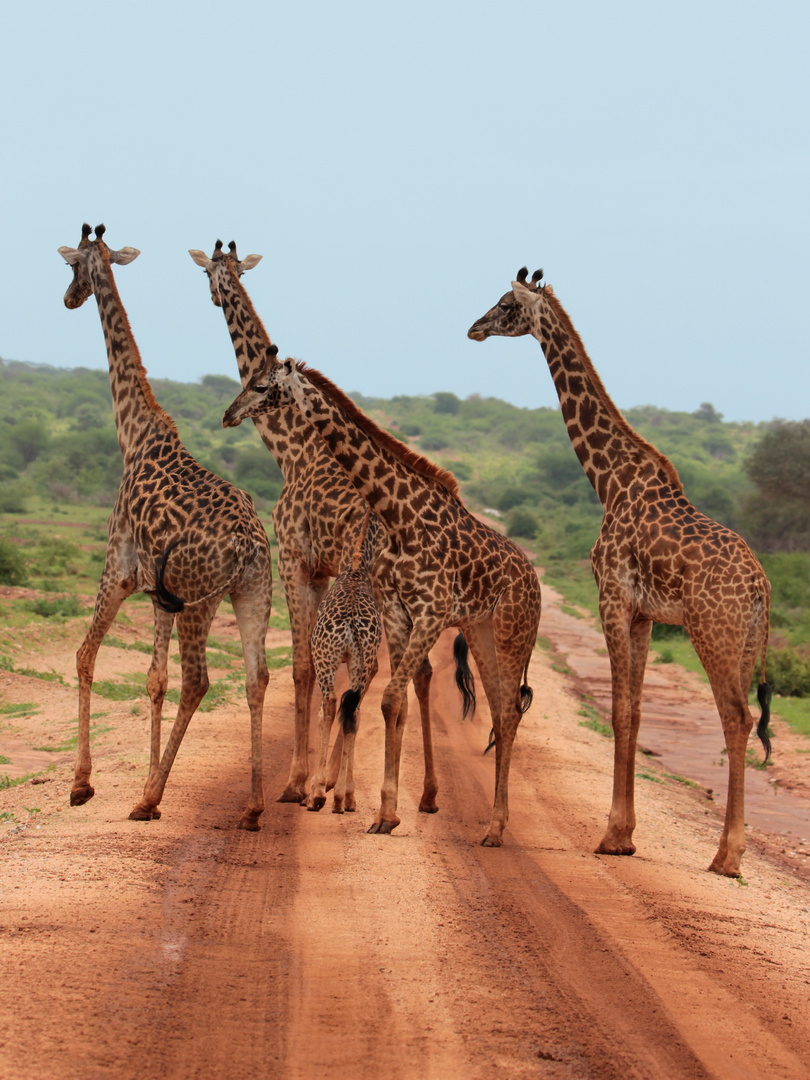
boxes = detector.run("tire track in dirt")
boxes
[2,602,810,1079]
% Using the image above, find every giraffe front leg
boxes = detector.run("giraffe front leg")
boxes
[231,572,272,831]
[367,681,405,834]
[368,620,442,835]
[278,576,328,803]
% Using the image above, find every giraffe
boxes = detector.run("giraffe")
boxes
[468,268,771,876]
[57,225,273,829]
[188,241,440,813]
[222,356,542,847]
[307,506,382,814]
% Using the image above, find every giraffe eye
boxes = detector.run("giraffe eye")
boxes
[498,303,513,313]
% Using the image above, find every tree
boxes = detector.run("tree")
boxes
[742,421,810,552]
[433,392,460,415]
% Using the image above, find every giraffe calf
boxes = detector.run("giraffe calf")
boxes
[307,516,382,814]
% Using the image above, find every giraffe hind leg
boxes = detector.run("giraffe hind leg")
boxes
[129,597,220,822]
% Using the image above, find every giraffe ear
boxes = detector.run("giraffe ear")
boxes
[109,247,140,265]
[189,249,212,269]
[511,279,532,296]
[282,357,294,378]
[58,246,81,265]
[240,254,262,272]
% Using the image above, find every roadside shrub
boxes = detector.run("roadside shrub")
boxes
[506,507,538,539]
[0,538,28,585]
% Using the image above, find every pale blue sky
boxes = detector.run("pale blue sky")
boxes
[2,2,808,421]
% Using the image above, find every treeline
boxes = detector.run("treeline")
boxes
[2,359,807,559]
[4,359,810,694]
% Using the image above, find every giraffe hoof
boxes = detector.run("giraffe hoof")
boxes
[70,785,95,806]
[367,819,399,835]
[306,795,326,812]
[594,841,635,856]
[277,786,307,804]
[480,835,503,848]
[128,804,161,821]
[343,796,356,813]
[331,802,345,815]
[238,814,262,832]
[708,860,741,878]
[418,802,439,815]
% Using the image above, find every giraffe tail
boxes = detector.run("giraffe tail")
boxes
[154,541,185,614]
[520,659,534,715]
[756,682,772,761]
[484,661,533,756]
[453,632,476,721]
[755,605,771,760]
[339,688,362,735]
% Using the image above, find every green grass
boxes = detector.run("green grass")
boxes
[22,595,87,619]
[0,766,55,789]
[542,560,599,619]
[0,663,66,685]
[91,678,145,701]
[0,702,41,718]
[577,703,613,739]
[771,696,810,738]
[0,755,11,765]
[267,646,293,670]
[669,773,699,788]
[636,771,662,783]
[33,723,112,753]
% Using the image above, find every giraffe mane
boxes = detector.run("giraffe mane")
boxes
[542,287,683,492]
[297,363,462,501]
[99,246,178,434]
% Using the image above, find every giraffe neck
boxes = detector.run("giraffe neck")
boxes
[213,262,310,472]
[87,250,176,462]
[528,289,681,509]
[286,364,461,540]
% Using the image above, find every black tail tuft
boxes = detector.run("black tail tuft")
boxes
[757,681,772,761]
[453,632,476,721]
[483,728,495,755]
[155,541,185,613]
[520,684,534,715]
[339,688,362,735]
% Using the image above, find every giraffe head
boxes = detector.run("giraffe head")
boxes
[58,224,140,309]
[189,240,262,307]
[467,267,545,341]
[221,347,294,427]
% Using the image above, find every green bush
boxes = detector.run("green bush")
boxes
[0,538,28,585]
[506,507,538,539]
[23,595,83,619]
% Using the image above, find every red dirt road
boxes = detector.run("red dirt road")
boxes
[1,591,809,1079]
